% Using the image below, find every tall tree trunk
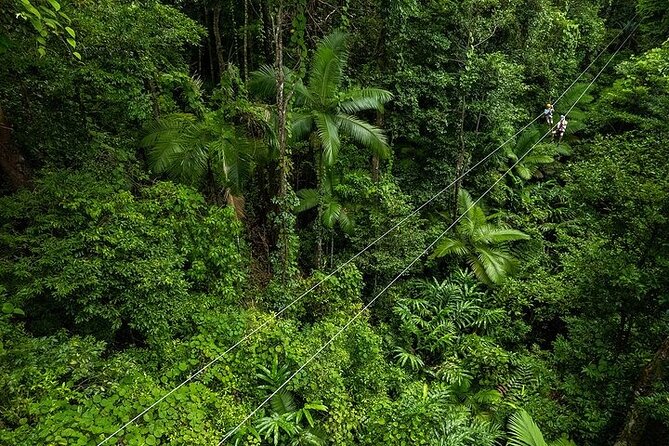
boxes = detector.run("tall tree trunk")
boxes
[453,95,467,217]
[613,336,669,446]
[315,161,326,269]
[0,107,31,190]
[243,0,249,81]
[261,1,274,63]
[271,0,297,280]
[212,4,225,79]
[274,4,288,198]
[205,7,216,81]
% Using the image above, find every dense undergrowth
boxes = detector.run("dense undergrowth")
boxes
[1,0,668,445]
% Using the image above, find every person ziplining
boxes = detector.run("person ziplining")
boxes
[543,103,554,125]
[553,115,568,143]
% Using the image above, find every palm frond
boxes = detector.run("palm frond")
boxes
[433,238,469,258]
[474,226,530,244]
[338,88,393,113]
[507,410,547,446]
[295,188,319,212]
[291,112,314,142]
[271,391,297,415]
[394,346,425,371]
[470,389,502,406]
[209,128,255,195]
[142,114,200,176]
[515,127,542,153]
[474,246,513,285]
[159,137,209,185]
[322,201,342,229]
[249,65,311,106]
[515,164,533,180]
[336,113,390,159]
[337,207,354,233]
[309,31,348,102]
[314,112,340,166]
[249,64,280,98]
[456,189,486,225]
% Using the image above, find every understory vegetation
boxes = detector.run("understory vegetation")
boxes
[1,0,668,445]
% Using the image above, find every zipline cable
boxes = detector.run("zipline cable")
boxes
[218,126,558,446]
[97,17,638,446]
[216,21,639,445]
[552,14,637,106]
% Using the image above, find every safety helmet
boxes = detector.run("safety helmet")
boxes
[546,103,552,107]
[560,115,565,119]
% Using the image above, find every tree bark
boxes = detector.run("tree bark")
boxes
[205,7,216,81]
[243,0,249,81]
[613,336,669,446]
[274,4,288,197]
[212,4,225,79]
[453,95,467,217]
[0,107,31,190]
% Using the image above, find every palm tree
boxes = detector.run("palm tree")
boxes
[141,111,263,218]
[250,357,328,446]
[250,31,391,266]
[432,190,530,285]
[503,127,559,182]
[295,171,354,234]
[250,31,393,171]
[507,410,576,446]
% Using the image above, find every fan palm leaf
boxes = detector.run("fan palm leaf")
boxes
[142,112,261,217]
[507,410,547,446]
[249,64,281,98]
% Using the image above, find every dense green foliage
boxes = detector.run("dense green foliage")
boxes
[1,0,667,445]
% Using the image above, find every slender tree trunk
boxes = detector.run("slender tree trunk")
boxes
[613,336,669,446]
[453,95,467,216]
[243,0,249,81]
[205,7,216,81]
[0,107,31,190]
[315,161,325,269]
[274,5,288,197]
[212,4,225,79]
[271,1,297,281]
[262,0,274,63]
[330,231,334,268]
[198,7,203,76]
